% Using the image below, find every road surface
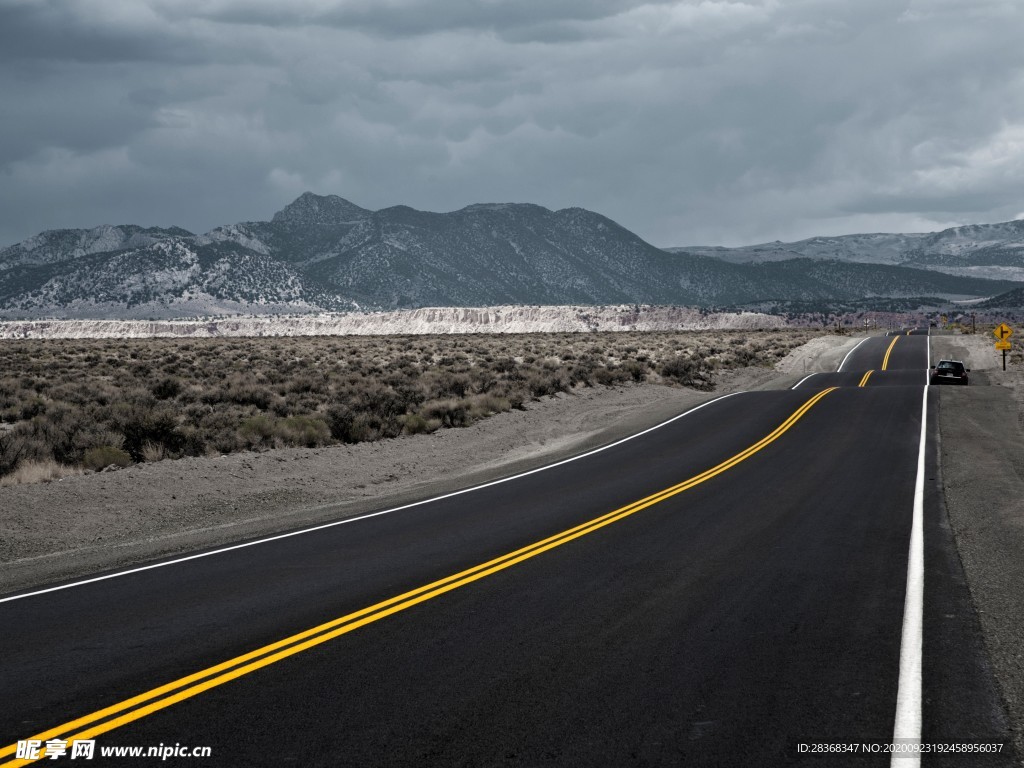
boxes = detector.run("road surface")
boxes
[0,332,1015,766]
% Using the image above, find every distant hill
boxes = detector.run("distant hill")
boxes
[669,219,1024,282]
[978,286,1024,309]
[1,193,1021,319]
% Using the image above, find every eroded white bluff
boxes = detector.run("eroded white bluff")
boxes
[0,306,786,339]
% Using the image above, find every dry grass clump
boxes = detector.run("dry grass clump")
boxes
[0,458,84,487]
[0,329,824,482]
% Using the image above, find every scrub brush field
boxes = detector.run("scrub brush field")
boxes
[0,329,825,485]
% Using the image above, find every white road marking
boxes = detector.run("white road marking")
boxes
[925,331,931,385]
[791,373,818,390]
[890,384,927,767]
[836,337,870,372]
[1,391,744,604]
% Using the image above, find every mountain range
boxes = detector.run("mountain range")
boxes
[1,193,1022,319]
[670,219,1024,283]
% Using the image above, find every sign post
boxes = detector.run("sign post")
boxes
[993,323,1014,371]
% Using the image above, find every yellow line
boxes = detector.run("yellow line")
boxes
[882,336,900,370]
[858,370,874,387]
[1,387,838,767]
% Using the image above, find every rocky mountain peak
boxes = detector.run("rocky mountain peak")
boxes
[271,192,371,227]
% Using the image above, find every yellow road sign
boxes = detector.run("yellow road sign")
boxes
[996,340,1012,351]
[994,322,1013,340]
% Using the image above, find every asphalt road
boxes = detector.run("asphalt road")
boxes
[0,333,1016,767]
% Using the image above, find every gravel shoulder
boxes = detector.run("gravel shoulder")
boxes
[932,333,1024,760]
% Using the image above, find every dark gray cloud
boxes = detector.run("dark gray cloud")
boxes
[2,0,1024,249]
[170,0,653,38]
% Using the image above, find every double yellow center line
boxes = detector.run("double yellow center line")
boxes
[881,335,900,370]
[858,370,874,387]
[1,387,838,767]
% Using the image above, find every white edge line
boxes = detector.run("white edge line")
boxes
[791,373,818,390]
[925,331,931,385]
[836,336,870,372]
[1,390,745,604]
[890,384,926,766]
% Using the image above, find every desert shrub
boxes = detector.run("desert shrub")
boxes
[526,368,570,398]
[239,414,277,448]
[723,346,758,367]
[237,414,329,449]
[325,404,356,442]
[82,445,132,471]
[0,432,27,477]
[402,413,441,435]
[569,361,596,387]
[15,405,107,465]
[469,368,498,393]
[419,398,470,428]
[178,426,208,457]
[593,366,630,386]
[329,382,409,440]
[382,377,427,412]
[285,374,324,395]
[660,355,712,389]
[208,429,243,454]
[355,382,409,417]
[620,359,649,383]
[198,388,224,405]
[20,398,47,420]
[326,403,401,443]
[224,383,273,409]
[467,393,511,418]
[429,371,470,399]
[0,378,20,404]
[348,412,391,442]
[269,397,292,417]
[278,416,331,447]
[151,377,182,400]
[113,401,185,461]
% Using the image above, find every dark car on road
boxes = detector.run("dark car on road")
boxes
[930,359,969,385]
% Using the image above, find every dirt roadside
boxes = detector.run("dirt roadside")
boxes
[931,333,1024,760]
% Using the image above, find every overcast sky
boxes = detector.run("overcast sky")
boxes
[2,0,1023,249]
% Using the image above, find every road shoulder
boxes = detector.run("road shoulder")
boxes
[934,357,1024,760]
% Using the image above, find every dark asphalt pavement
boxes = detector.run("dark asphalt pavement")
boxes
[0,334,1016,766]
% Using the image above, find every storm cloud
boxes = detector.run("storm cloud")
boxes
[2,0,1023,247]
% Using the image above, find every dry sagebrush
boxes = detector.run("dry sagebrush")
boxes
[0,329,822,482]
